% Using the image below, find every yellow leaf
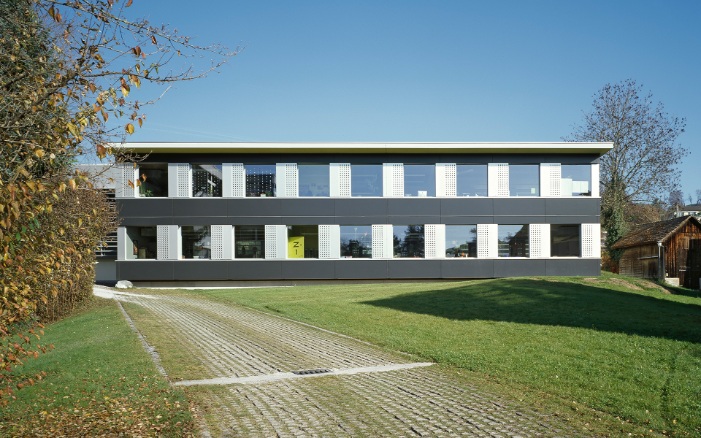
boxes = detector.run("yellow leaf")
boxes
[125,123,135,134]
[68,179,77,190]
[34,149,45,158]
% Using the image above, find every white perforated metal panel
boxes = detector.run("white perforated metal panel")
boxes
[477,224,497,258]
[488,163,509,197]
[591,163,600,198]
[265,225,287,259]
[383,163,404,197]
[115,163,137,198]
[581,223,600,258]
[424,224,445,258]
[275,163,298,197]
[436,163,456,197]
[529,224,550,258]
[540,163,561,197]
[372,224,393,259]
[167,163,191,198]
[157,225,179,260]
[222,163,245,197]
[117,227,128,260]
[330,163,351,197]
[318,225,340,259]
[210,225,234,260]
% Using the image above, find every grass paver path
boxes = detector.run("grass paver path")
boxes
[103,288,580,437]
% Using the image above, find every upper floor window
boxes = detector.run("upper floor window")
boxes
[456,164,487,197]
[445,225,477,258]
[393,225,425,258]
[561,165,591,196]
[404,165,435,197]
[246,164,276,197]
[509,165,539,196]
[192,165,222,197]
[351,164,382,197]
[551,224,580,257]
[498,224,529,257]
[137,163,168,197]
[340,225,372,258]
[298,165,329,197]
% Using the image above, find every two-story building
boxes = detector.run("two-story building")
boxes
[107,142,611,284]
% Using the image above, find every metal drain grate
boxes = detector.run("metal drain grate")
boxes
[291,368,332,376]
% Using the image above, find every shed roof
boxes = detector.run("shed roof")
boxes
[611,216,701,249]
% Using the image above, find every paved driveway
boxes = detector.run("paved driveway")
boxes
[98,287,577,437]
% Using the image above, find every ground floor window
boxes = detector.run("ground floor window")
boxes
[551,224,580,257]
[498,224,529,257]
[445,225,477,258]
[393,225,425,258]
[287,225,319,258]
[340,226,372,258]
[126,226,157,259]
[182,226,211,259]
[235,225,265,258]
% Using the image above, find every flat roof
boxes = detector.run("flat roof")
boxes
[113,142,613,155]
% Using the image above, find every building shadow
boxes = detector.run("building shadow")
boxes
[362,279,701,344]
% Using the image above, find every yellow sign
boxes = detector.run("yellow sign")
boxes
[288,236,304,258]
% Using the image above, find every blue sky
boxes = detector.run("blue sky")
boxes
[125,0,700,201]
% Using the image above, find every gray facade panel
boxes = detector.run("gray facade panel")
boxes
[442,216,495,224]
[174,261,230,281]
[388,199,442,216]
[281,261,336,279]
[117,199,173,217]
[278,199,335,216]
[120,217,173,226]
[284,216,337,225]
[493,259,547,277]
[388,260,442,278]
[493,198,546,216]
[334,199,388,217]
[389,216,441,225]
[117,261,174,281]
[547,216,598,225]
[227,199,281,217]
[173,217,222,226]
[334,260,389,279]
[441,260,495,278]
[230,261,282,280]
[232,217,282,225]
[497,216,546,225]
[545,198,600,216]
[441,199,494,216]
[545,259,601,276]
[173,199,228,217]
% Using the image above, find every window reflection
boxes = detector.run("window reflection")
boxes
[126,226,157,259]
[404,165,435,197]
[456,165,487,197]
[498,225,529,257]
[561,165,591,196]
[192,164,222,197]
[445,225,477,258]
[182,226,211,259]
[351,165,382,197]
[340,225,372,258]
[246,165,276,197]
[509,165,539,196]
[235,225,265,258]
[298,165,329,197]
[393,225,425,258]
[551,224,580,257]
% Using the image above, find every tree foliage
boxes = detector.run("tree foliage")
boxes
[567,79,687,259]
[1,0,232,405]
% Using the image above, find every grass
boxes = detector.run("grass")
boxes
[173,273,701,437]
[0,298,195,437]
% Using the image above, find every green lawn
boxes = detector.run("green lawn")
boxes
[181,274,701,437]
[0,298,194,437]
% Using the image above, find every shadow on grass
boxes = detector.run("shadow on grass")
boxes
[363,279,701,344]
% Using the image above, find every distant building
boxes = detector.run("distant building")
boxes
[675,204,701,219]
[612,216,701,289]
[94,142,611,284]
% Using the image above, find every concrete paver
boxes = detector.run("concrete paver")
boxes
[100,288,578,437]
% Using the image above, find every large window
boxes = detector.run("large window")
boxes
[340,226,372,258]
[456,165,487,197]
[509,165,539,196]
[498,225,529,257]
[298,165,329,197]
[551,224,580,257]
[404,165,435,197]
[126,226,157,259]
[561,165,591,196]
[192,164,222,197]
[182,226,211,259]
[235,225,265,258]
[246,165,276,197]
[393,225,424,258]
[351,165,382,197]
[287,225,319,258]
[445,225,477,258]
[137,163,168,197]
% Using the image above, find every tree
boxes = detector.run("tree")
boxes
[1,0,233,404]
[668,189,685,211]
[567,79,687,261]
[696,189,701,205]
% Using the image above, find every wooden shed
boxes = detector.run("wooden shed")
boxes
[612,216,701,288]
